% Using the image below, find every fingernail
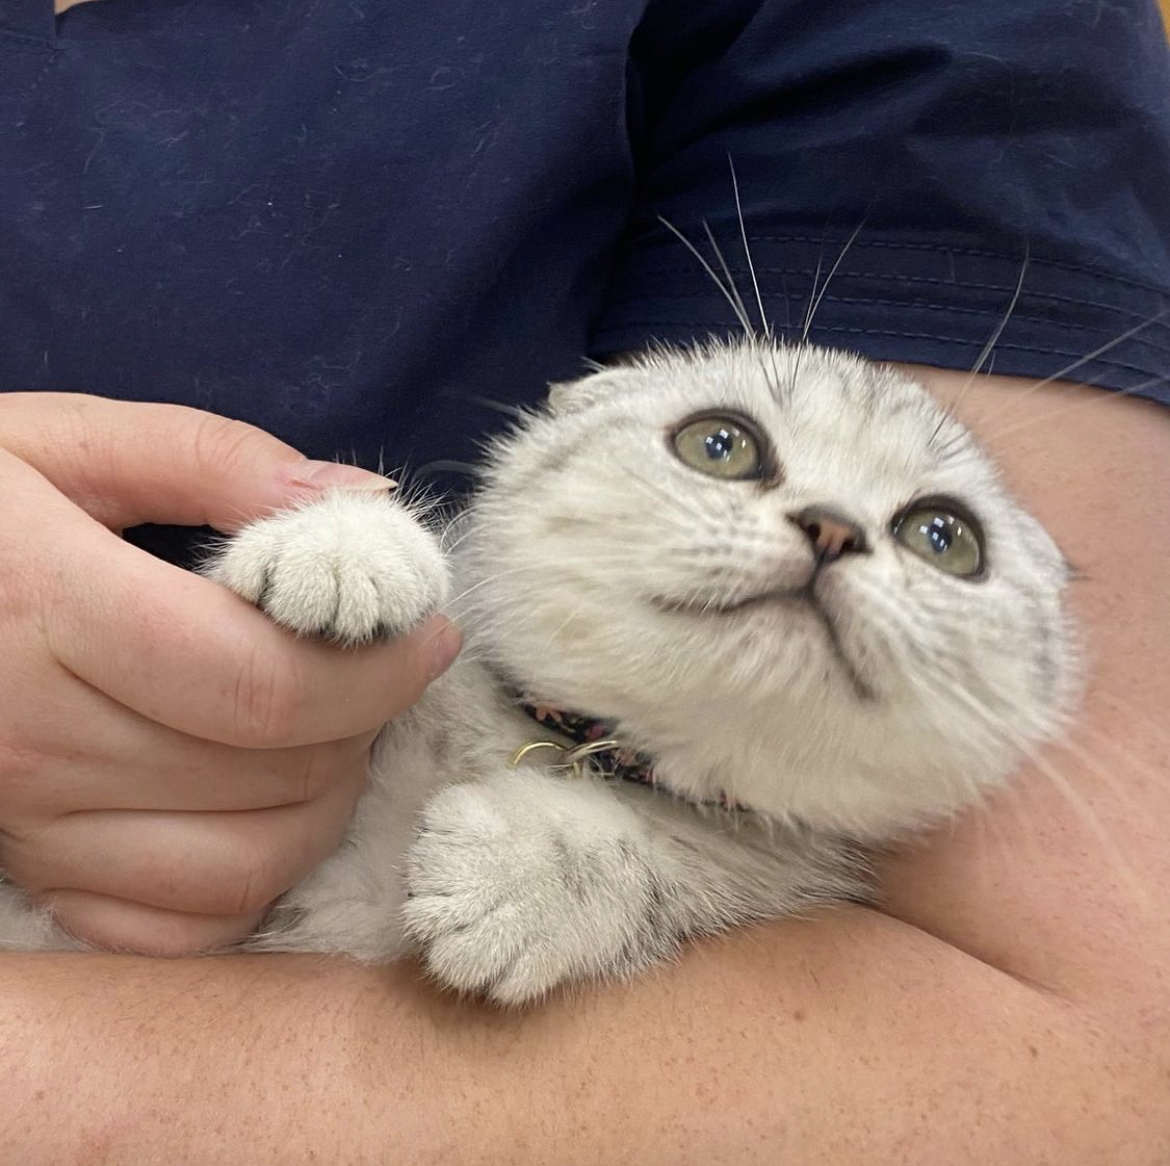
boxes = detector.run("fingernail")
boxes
[426,617,463,680]
[290,461,398,491]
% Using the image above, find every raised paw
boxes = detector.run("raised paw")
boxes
[206,490,449,645]
[403,775,673,1005]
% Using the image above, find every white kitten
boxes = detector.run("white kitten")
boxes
[0,341,1077,1004]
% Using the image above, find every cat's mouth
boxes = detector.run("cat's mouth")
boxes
[649,577,821,617]
[649,585,875,701]
[651,586,809,616]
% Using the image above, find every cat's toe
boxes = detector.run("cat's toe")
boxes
[206,490,448,645]
[427,918,573,1006]
[404,779,659,1005]
[405,893,564,1004]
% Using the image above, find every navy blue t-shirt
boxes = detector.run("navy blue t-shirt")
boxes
[2,0,1168,558]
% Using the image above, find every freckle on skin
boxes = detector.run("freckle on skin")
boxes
[1028,1043,1039,1058]
[792,1009,806,1022]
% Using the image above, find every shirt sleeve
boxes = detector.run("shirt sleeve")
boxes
[592,0,1170,402]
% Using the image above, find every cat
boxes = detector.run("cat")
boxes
[0,340,1078,1004]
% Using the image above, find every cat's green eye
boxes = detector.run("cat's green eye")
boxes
[671,413,767,481]
[892,501,985,578]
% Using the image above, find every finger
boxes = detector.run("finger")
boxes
[5,777,363,919]
[50,555,462,746]
[9,464,461,745]
[10,661,376,815]
[45,891,266,956]
[37,730,375,815]
[0,392,393,532]
[15,721,376,818]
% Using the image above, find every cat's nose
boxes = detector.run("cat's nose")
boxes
[789,506,869,562]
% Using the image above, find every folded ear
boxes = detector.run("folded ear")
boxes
[546,368,629,415]
[546,350,652,414]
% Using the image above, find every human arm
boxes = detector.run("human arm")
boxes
[4,369,1167,1164]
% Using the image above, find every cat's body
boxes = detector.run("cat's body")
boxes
[0,342,1077,1002]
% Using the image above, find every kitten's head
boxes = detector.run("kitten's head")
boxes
[461,341,1078,835]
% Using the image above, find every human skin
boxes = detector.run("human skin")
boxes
[2,367,1167,1164]
[0,394,461,954]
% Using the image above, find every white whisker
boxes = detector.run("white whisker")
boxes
[931,248,1031,441]
[702,219,756,341]
[987,368,1168,442]
[802,220,866,343]
[727,155,769,338]
[657,215,756,337]
[983,308,1168,419]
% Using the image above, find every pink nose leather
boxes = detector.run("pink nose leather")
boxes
[789,507,868,561]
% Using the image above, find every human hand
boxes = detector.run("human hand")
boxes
[0,393,461,955]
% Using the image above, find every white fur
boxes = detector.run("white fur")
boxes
[204,489,449,643]
[0,341,1076,1003]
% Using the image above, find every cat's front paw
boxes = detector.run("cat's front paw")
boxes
[404,776,670,1006]
[206,490,448,645]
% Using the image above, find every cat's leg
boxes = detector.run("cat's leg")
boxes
[204,490,448,644]
[403,768,865,1005]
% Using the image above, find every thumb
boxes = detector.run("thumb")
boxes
[0,392,393,531]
